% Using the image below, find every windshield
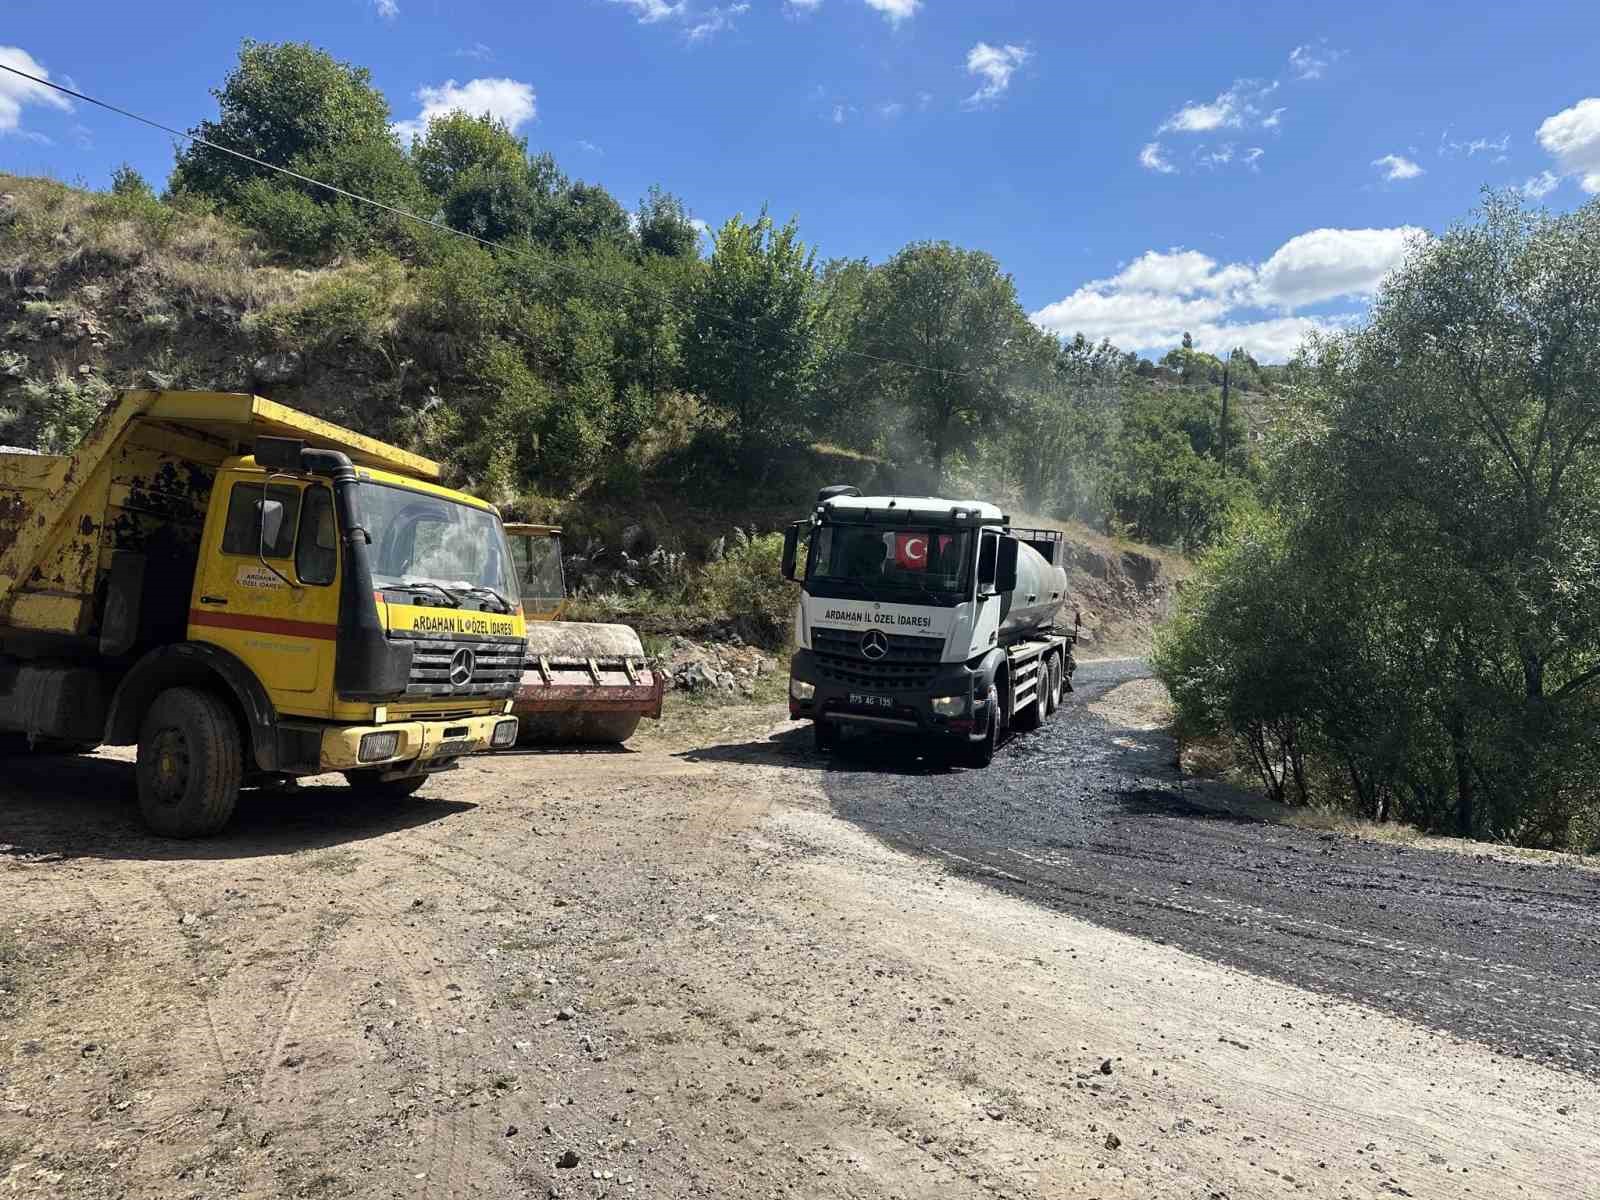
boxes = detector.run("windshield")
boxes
[359,482,515,609]
[807,525,972,598]
[509,532,565,614]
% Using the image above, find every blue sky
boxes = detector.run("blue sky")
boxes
[5,0,1599,360]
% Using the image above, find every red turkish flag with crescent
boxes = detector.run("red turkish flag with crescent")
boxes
[893,534,953,570]
[894,533,928,569]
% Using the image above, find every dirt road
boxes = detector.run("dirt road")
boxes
[2,668,1597,1198]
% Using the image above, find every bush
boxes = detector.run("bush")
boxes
[0,369,114,453]
[234,178,331,258]
[694,530,794,647]
[253,259,403,350]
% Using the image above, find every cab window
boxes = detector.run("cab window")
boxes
[220,483,300,558]
[295,486,338,586]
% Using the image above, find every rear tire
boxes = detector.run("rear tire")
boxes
[343,770,429,800]
[135,688,242,839]
[966,685,1001,767]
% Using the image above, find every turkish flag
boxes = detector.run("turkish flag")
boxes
[894,533,928,570]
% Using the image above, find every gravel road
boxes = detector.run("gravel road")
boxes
[822,657,1600,1076]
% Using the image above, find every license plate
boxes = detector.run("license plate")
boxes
[434,738,476,757]
[848,693,894,710]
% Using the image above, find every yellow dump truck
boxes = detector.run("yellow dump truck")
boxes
[0,390,527,836]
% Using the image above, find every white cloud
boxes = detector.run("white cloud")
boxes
[864,0,920,23]
[392,77,537,145]
[1522,169,1561,199]
[831,104,848,124]
[1139,142,1175,174]
[1159,79,1277,134]
[1372,153,1423,181]
[1255,227,1423,309]
[1030,227,1424,361]
[608,0,687,21]
[455,43,494,61]
[963,43,1029,107]
[686,3,748,41]
[1536,97,1600,193]
[1288,43,1341,80]
[917,90,934,110]
[373,0,399,18]
[786,0,823,10]
[1244,146,1264,168]
[877,101,905,119]
[0,47,73,137]
[1262,107,1285,129]
[578,139,603,154]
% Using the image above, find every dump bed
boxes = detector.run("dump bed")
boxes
[0,390,441,644]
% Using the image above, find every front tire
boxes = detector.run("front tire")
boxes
[135,688,242,838]
[966,684,1001,767]
[343,770,429,800]
[813,719,836,754]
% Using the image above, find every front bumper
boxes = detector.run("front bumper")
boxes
[317,712,518,773]
[786,649,989,740]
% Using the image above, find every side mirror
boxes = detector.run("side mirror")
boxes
[996,537,1019,594]
[781,523,801,582]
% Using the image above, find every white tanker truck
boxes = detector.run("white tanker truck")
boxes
[781,487,1078,766]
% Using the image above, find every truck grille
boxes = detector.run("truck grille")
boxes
[388,629,525,699]
[811,628,944,691]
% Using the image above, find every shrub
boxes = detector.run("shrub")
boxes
[0,369,114,453]
[695,530,794,647]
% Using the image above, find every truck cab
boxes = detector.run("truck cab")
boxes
[0,390,527,836]
[781,489,1075,765]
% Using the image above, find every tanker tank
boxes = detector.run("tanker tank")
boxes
[997,535,1070,644]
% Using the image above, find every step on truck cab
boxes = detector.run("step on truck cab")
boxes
[781,487,1077,766]
[0,390,528,836]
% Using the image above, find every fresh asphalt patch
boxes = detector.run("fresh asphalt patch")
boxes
[822,658,1600,1076]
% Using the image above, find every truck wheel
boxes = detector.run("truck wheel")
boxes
[813,720,836,754]
[967,685,1001,767]
[135,688,242,838]
[1043,655,1062,717]
[343,770,429,800]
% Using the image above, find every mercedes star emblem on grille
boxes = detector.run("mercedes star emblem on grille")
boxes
[449,646,477,686]
[860,630,889,661]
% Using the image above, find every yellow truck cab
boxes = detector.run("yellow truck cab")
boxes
[0,390,527,836]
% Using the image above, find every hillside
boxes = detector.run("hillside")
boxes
[0,172,1185,647]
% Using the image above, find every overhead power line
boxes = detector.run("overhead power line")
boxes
[0,61,973,381]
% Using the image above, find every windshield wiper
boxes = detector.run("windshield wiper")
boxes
[453,584,513,613]
[385,580,461,608]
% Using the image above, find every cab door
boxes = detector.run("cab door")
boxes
[190,471,342,709]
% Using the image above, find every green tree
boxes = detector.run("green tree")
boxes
[681,212,818,453]
[636,186,700,259]
[852,242,1028,488]
[411,111,528,199]
[170,40,395,202]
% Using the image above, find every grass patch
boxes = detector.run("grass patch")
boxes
[290,848,360,876]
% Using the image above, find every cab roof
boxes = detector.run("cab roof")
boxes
[818,494,1007,522]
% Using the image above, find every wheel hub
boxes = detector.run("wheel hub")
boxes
[150,729,190,806]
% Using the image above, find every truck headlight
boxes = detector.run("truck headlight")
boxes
[930,694,967,717]
[491,718,520,748]
[359,730,401,762]
[789,679,816,701]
